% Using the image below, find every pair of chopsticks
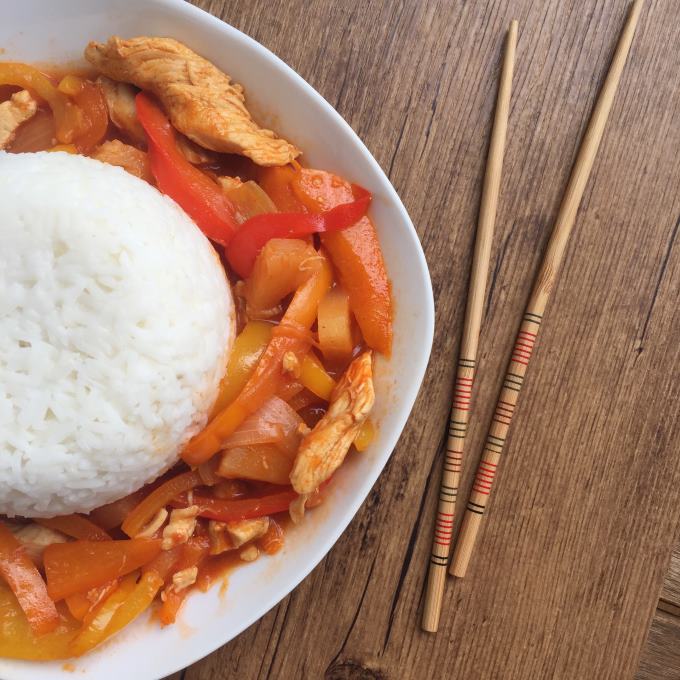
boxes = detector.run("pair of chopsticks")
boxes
[422,0,644,632]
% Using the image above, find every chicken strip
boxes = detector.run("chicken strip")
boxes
[225,517,269,548]
[91,139,153,182]
[5,521,67,567]
[162,505,199,550]
[290,352,374,494]
[85,36,300,166]
[176,133,219,165]
[96,76,145,144]
[0,90,38,149]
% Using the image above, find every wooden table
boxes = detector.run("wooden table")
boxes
[171,1,680,677]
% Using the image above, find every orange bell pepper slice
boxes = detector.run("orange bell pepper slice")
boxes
[72,81,108,152]
[64,591,92,621]
[258,165,306,211]
[158,586,187,626]
[121,469,203,538]
[183,251,332,465]
[144,546,182,582]
[293,169,393,355]
[0,583,79,660]
[37,514,110,541]
[157,536,210,625]
[43,539,161,601]
[0,521,59,635]
[64,579,118,623]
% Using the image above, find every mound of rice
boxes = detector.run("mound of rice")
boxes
[0,151,235,517]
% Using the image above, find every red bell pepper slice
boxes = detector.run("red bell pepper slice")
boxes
[135,92,239,245]
[174,490,299,522]
[225,186,371,278]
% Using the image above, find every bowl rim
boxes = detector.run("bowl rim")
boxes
[0,0,435,676]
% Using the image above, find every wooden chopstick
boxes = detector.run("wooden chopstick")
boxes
[450,0,644,579]
[421,20,518,633]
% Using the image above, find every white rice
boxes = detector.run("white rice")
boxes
[0,151,235,517]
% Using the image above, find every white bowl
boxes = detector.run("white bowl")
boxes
[0,1,434,678]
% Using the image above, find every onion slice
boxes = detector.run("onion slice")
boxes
[221,396,303,457]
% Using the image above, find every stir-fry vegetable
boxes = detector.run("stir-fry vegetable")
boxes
[0,62,83,143]
[9,109,55,152]
[221,179,278,223]
[299,352,336,400]
[0,44,393,656]
[135,92,239,245]
[121,469,202,538]
[64,580,119,622]
[221,396,303,455]
[37,515,110,541]
[0,522,59,635]
[211,321,272,416]
[257,165,304,211]
[183,251,333,465]
[71,571,163,657]
[0,584,79,660]
[243,239,316,315]
[353,419,375,451]
[218,445,294,485]
[68,574,137,656]
[44,539,162,600]
[157,536,210,625]
[71,81,108,151]
[176,490,299,523]
[225,185,371,278]
[293,169,393,355]
[317,288,354,360]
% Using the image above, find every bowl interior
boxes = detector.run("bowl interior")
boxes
[0,1,434,677]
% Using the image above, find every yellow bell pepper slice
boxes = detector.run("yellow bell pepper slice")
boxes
[353,419,375,451]
[299,352,336,400]
[0,62,83,143]
[48,144,78,154]
[211,321,273,417]
[92,571,162,647]
[69,571,162,657]
[68,573,138,657]
[0,584,79,661]
[57,74,85,96]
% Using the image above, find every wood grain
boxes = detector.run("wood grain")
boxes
[171,0,680,677]
[637,611,680,680]
[660,546,680,615]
